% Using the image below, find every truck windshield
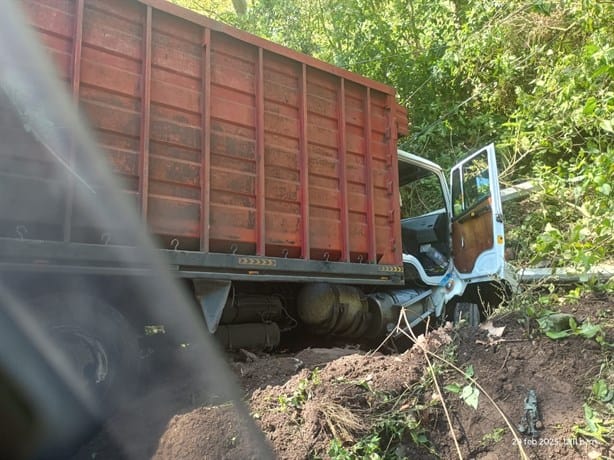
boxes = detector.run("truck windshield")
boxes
[400,171,446,218]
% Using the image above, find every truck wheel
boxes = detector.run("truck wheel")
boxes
[453,302,480,328]
[32,292,140,411]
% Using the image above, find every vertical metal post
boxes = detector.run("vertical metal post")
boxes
[255,47,265,255]
[70,0,84,102]
[139,6,152,218]
[299,64,310,259]
[364,88,376,263]
[200,28,212,252]
[63,0,85,242]
[337,78,350,262]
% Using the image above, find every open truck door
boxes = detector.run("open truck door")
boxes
[450,144,505,281]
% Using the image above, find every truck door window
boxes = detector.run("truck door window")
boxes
[452,155,490,218]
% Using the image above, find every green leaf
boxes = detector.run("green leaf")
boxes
[600,119,614,133]
[444,383,462,394]
[599,184,611,196]
[416,433,428,444]
[583,97,597,115]
[574,425,608,444]
[584,403,604,424]
[583,404,598,432]
[592,379,611,402]
[461,384,480,410]
[578,323,602,339]
[592,64,610,79]
[545,330,572,339]
[464,364,475,379]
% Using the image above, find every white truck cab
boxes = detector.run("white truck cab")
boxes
[397,144,509,320]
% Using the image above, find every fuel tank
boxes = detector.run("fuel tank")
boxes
[297,283,432,339]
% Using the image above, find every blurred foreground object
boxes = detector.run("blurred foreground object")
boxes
[0,1,270,458]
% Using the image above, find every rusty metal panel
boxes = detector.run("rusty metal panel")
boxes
[208,32,258,254]
[22,0,75,81]
[262,53,302,258]
[148,8,203,248]
[14,0,406,266]
[79,0,144,194]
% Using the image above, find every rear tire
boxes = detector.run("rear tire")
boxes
[32,292,140,411]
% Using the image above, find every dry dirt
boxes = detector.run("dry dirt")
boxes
[74,293,613,459]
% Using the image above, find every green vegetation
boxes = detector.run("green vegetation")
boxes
[518,287,610,345]
[481,427,506,446]
[573,401,612,445]
[326,374,438,458]
[443,364,480,410]
[579,375,614,446]
[535,311,605,342]
[327,413,432,459]
[278,368,321,411]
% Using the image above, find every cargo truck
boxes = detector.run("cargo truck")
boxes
[1,0,510,398]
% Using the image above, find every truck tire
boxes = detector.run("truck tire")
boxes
[453,302,480,328]
[31,292,140,411]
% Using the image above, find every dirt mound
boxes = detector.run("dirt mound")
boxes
[152,327,453,459]
[153,405,266,460]
[251,329,452,458]
[153,295,612,459]
[76,294,613,459]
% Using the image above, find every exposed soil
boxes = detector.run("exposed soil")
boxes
[75,293,613,459]
[431,293,613,460]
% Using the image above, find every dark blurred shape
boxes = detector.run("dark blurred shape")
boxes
[0,288,96,460]
[0,1,270,458]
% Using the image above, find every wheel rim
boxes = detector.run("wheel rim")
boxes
[51,326,110,389]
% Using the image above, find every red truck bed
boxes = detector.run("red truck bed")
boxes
[13,0,408,266]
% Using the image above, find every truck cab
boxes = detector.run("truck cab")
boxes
[397,144,509,321]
